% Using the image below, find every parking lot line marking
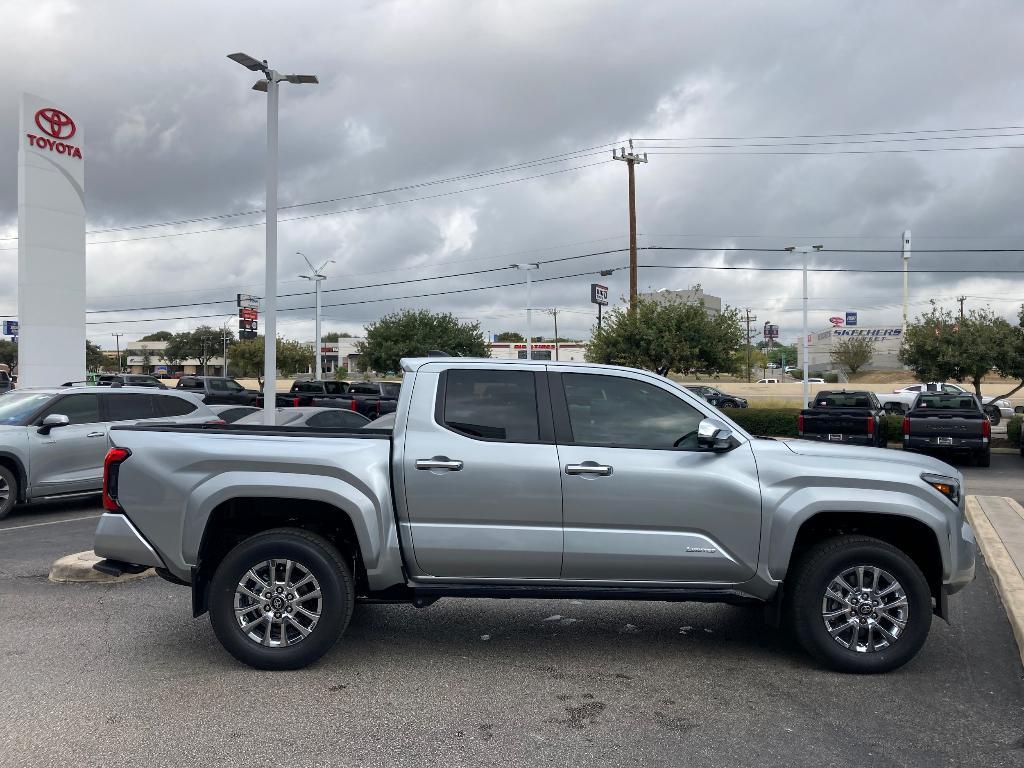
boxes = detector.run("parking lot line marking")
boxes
[0,514,101,533]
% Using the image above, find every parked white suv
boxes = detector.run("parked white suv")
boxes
[0,386,218,519]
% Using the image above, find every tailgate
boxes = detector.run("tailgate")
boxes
[906,413,986,438]
[801,410,873,436]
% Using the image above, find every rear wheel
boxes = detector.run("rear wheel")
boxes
[786,535,931,674]
[720,401,736,409]
[209,528,354,670]
[0,465,17,520]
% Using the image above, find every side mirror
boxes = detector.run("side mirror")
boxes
[38,413,70,434]
[696,417,735,452]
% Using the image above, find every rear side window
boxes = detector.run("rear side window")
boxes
[324,382,347,395]
[156,395,198,417]
[349,383,376,395]
[441,370,539,442]
[178,378,200,390]
[104,393,160,421]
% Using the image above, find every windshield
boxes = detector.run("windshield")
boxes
[0,392,53,425]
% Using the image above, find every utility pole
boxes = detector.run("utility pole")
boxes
[613,141,648,310]
[957,295,967,320]
[545,308,560,361]
[785,244,824,408]
[298,251,334,379]
[112,332,124,373]
[202,338,208,377]
[744,309,757,382]
[901,230,912,335]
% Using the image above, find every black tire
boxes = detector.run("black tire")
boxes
[209,528,354,670]
[786,535,932,674]
[0,464,17,521]
[976,449,991,468]
[720,401,736,409]
[985,406,1001,426]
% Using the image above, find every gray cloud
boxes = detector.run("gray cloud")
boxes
[3,0,1024,346]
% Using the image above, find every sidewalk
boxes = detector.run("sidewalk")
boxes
[966,496,1024,667]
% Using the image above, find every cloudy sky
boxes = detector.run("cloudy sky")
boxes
[3,0,1024,348]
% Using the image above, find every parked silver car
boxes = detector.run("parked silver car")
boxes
[0,386,217,519]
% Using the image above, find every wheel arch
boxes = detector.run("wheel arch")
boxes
[0,451,28,502]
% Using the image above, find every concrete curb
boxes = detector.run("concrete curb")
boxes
[965,496,1024,668]
[48,550,154,584]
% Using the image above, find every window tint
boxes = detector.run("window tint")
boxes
[105,393,160,421]
[381,383,401,397]
[324,382,347,395]
[178,378,200,390]
[442,369,539,442]
[209,379,229,392]
[561,373,703,449]
[305,410,369,428]
[156,395,197,417]
[45,393,101,425]
[350,383,376,395]
[225,380,244,392]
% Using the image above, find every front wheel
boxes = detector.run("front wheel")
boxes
[0,464,17,520]
[786,535,931,674]
[209,528,354,670]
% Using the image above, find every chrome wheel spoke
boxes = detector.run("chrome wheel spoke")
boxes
[235,558,322,648]
[822,565,908,654]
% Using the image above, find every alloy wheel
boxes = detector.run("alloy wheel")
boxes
[821,565,908,653]
[234,559,323,647]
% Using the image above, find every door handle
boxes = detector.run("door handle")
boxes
[87,432,105,438]
[565,463,613,476]
[416,458,464,471]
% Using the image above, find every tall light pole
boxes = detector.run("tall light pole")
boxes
[785,244,823,407]
[298,251,334,379]
[112,332,124,373]
[228,52,318,424]
[901,230,912,335]
[512,263,540,360]
[221,317,233,376]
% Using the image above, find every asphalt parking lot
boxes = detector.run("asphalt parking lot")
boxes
[1,458,1022,768]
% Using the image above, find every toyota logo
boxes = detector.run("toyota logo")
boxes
[34,108,76,140]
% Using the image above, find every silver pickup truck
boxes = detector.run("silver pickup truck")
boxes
[95,358,976,673]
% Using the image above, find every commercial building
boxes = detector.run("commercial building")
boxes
[486,342,587,362]
[798,325,905,373]
[639,287,721,316]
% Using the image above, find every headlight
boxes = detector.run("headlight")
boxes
[921,473,961,507]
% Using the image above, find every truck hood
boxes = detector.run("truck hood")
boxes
[780,438,959,476]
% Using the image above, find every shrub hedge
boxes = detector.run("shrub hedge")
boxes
[1008,415,1022,448]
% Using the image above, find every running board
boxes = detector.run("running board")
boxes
[404,584,761,609]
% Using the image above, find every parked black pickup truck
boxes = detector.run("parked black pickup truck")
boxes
[347,380,401,418]
[176,376,260,406]
[903,393,991,466]
[797,390,886,447]
[285,379,350,407]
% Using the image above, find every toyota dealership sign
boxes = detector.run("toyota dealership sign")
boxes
[18,93,86,387]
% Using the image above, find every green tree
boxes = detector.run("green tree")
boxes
[356,310,489,373]
[0,340,16,368]
[322,331,353,342]
[139,330,173,342]
[85,340,106,371]
[164,326,231,372]
[586,296,744,376]
[494,331,525,342]
[830,336,875,376]
[228,337,314,386]
[900,304,1018,397]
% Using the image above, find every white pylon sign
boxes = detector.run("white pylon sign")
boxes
[17,92,86,387]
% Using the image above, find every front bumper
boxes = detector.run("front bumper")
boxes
[93,512,165,569]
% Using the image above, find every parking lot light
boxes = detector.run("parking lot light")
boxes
[785,245,823,407]
[512,263,540,359]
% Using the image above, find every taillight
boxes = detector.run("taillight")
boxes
[102,447,132,512]
[797,415,804,433]
[293,397,300,407]
[902,417,910,436]
[350,399,357,411]
[983,419,991,439]
[866,417,874,434]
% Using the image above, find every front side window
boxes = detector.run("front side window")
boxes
[225,380,244,392]
[441,369,539,442]
[43,393,101,425]
[104,393,160,421]
[561,373,703,449]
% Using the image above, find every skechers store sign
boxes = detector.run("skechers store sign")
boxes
[832,327,902,338]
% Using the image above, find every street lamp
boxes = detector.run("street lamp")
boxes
[228,52,318,424]
[512,263,540,360]
[785,244,824,408]
[298,251,334,380]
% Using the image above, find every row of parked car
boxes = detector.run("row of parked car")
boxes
[797,388,993,466]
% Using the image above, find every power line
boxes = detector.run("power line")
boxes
[631,124,1024,141]
[634,131,1024,150]
[645,144,1024,157]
